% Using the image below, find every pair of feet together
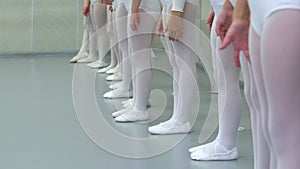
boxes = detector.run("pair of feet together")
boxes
[70,52,108,69]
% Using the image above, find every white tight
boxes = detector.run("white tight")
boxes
[249,9,300,169]
[128,12,157,112]
[77,17,89,55]
[162,2,197,125]
[211,16,242,150]
[240,55,271,169]
[90,3,109,61]
[116,4,132,91]
[107,8,118,67]
[85,12,97,57]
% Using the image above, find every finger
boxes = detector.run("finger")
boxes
[206,17,210,24]
[131,23,137,32]
[177,29,183,41]
[216,17,226,36]
[216,26,222,36]
[219,32,232,50]
[243,50,251,63]
[130,23,135,31]
[157,28,161,37]
[216,21,223,36]
[83,10,89,17]
[173,30,179,41]
[233,49,241,68]
[168,31,174,41]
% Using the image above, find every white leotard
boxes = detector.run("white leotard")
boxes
[112,0,119,8]
[248,0,300,36]
[210,0,225,16]
[140,0,161,14]
[210,0,236,16]
[91,0,98,5]
[116,0,161,18]
[160,0,199,11]
[118,0,132,11]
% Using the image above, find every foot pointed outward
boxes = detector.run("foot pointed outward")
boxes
[112,108,132,118]
[98,65,115,73]
[122,98,151,108]
[69,52,88,63]
[106,65,119,74]
[103,88,133,99]
[114,109,149,123]
[77,55,98,63]
[189,141,238,161]
[87,60,108,69]
[148,120,192,135]
[109,81,122,90]
[106,72,122,81]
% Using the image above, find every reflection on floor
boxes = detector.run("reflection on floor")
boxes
[0,51,253,169]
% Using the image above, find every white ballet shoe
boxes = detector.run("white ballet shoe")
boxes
[106,72,122,81]
[109,82,122,90]
[77,55,98,63]
[148,120,192,135]
[112,108,131,118]
[98,65,114,73]
[69,52,88,63]
[106,65,119,74]
[190,142,238,161]
[122,99,151,108]
[115,109,149,122]
[87,60,108,69]
[103,88,133,99]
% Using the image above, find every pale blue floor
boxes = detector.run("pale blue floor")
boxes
[0,51,253,169]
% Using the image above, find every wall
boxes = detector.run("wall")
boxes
[0,0,212,54]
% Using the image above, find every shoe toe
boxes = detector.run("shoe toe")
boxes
[103,91,114,98]
[189,146,203,153]
[115,115,130,122]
